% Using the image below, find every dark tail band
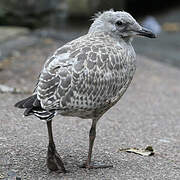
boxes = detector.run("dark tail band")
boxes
[15,94,55,120]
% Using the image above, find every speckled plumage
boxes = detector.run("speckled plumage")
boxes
[15,10,155,171]
[36,31,136,119]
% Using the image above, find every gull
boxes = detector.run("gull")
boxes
[15,10,156,173]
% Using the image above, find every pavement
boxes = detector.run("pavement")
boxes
[0,34,180,179]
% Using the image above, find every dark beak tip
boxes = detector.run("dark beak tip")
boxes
[149,32,157,38]
[153,33,158,38]
[139,27,158,38]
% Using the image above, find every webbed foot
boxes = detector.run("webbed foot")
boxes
[47,144,66,173]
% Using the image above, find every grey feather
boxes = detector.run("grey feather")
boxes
[18,10,156,120]
[36,34,136,118]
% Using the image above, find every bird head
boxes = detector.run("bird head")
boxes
[89,10,156,40]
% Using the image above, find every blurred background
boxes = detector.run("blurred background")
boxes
[0,0,180,91]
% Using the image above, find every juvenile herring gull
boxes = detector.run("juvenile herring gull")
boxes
[15,10,156,172]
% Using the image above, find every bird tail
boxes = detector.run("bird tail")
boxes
[15,94,55,120]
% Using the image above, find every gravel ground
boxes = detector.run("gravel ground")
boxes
[0,41,180,179]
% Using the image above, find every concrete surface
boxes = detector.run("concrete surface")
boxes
[0,39,180,179]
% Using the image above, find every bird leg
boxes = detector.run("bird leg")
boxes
[46,120,66,173]
[79,118,113,169]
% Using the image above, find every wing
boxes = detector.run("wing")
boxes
[36,44,75,110]
[36,34,91,110]
[36,33,136,112]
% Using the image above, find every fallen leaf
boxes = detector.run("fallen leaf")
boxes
[118,146,154,156]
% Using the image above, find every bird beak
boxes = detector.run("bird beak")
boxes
[136,27,157,38]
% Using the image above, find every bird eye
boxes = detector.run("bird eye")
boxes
[116,21,123,26]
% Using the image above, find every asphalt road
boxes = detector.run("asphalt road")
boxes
[0,39,180,179]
